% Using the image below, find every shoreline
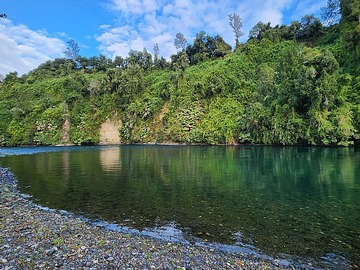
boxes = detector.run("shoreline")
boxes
[1,167,307,269]
[2,140,360,147]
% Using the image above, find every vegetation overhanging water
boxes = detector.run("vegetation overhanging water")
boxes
[0,145,359,269]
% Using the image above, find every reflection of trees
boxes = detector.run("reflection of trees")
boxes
[1,146,359,263]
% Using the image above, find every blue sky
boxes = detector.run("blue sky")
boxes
[0,0,326,76]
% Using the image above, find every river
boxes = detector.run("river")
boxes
[1,145,359,268]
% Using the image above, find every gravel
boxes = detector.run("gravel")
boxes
[1,167,302,269]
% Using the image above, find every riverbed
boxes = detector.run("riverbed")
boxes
[1,167,297,269]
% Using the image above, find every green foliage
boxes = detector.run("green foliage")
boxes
[186,32,232,65]
[70,101,100,145]
[0,10,359,146]
[239,101,272,144]
[33,105,64,145]
[201,98,243,144]
[165,103,205,143]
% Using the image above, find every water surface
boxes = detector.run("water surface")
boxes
[1,145,359,268]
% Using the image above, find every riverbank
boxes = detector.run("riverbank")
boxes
[1,167,301,269]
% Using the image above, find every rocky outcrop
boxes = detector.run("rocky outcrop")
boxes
[99,116,122,145]
[60,118,71,144]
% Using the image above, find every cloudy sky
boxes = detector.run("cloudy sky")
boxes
[0,0,326,76]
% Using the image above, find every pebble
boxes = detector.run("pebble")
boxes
[45,246,58,256]
[0,167,308,269]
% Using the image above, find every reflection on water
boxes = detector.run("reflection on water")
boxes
[1,145,359,268]
[100,147,120,172]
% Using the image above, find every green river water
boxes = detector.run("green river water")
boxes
[1,145,359,268]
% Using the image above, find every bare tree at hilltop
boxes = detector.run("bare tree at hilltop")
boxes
[153,43,159,58]
[228,13,244,50]
[64,39,80,61]
[153,43,159,63]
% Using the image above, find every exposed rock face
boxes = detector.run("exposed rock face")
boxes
[60,104,72,145]
[99,117,121,145]
[61,118,71,144]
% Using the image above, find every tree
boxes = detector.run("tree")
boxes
[228,13,244,49]
[212,35,232,57]
[153,43,160,68]
[249,21,271,40]
[126,49,152,70]
[185,32,231,65]
[141,48,152,70]
[174,33,188,51]
[0,13,6,19]
[64,39,80,61]
[171,51,189,72]
[297,15,323,45]
[349,0,360,25]
[186,31,209,64]
[153,43,159,60]
[114,55,125,68]
[77,56,89,71]
[321,0,341,25]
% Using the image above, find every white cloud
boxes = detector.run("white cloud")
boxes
[97,0,304,60]
[99,24,112,30]
[56,32,69,38]
[110,0,160,15]
[0,19,66,76]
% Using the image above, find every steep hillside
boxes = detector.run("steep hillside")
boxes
[0,4,359,146]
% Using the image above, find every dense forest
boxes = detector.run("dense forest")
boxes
[0,0,359,146]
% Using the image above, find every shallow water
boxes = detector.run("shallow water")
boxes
[1,145,359,268]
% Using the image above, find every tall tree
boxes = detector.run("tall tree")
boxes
[174,33,188,51]
[228,13,244,49]
[64,39,80,61]
[153,43,159,60]
[321,0,341,25]
[153,43,160,67]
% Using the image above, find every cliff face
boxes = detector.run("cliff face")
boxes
[99,117,122,145]
[60,118,71,144]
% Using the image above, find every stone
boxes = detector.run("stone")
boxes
[45,246,58,256]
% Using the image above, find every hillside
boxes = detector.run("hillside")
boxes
[0,2,359,146]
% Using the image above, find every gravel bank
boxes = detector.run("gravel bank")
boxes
[1,167,300,269]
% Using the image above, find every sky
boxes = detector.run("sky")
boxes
[0,0,326,76]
